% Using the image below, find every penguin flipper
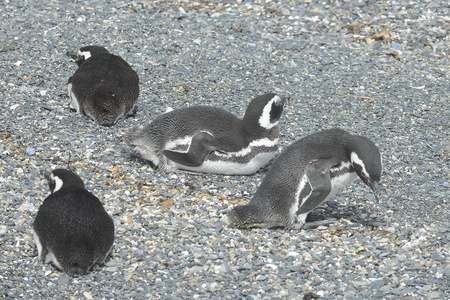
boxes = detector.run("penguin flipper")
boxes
[162,132,220,167]
[296,159,335,215]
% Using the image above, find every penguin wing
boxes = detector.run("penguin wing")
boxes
[296,159,335,215]
[162,132,221,167]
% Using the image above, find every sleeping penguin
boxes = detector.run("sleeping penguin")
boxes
[126,93,289,175]
[67,45,139,126]
[33,169,115,276]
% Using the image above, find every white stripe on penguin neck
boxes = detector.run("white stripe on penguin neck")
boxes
[78,50,92,60]
[50,173,64,193]
[350,152,368,175]
[258,95,280,130]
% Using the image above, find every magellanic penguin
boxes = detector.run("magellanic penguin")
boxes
[126,93,289,175]
[228,128,382,230]
[33,169,115,276]
[67,45,139,126]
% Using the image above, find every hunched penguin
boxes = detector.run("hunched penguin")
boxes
[228,128,382,229]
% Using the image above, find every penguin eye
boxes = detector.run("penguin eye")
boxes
[361,170,369,178]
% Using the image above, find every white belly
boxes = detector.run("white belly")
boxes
[34,230,62,269]
[328,171,358,200]
[165,136,279,175]
[171,151,276,175]
[67,83,81,113]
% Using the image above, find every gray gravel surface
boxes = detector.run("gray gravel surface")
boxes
[1,0,449,299]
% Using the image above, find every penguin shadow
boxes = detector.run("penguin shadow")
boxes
[304,199,387,229]
[127,151,158,170]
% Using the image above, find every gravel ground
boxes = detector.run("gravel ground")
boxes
[1,0,449,299]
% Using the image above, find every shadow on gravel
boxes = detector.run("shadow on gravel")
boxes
[306,204,387,228]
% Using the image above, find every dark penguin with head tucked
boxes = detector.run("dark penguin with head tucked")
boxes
[33,169,115,276]
[67,45,139,126]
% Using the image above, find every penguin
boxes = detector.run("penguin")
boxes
[66,45,139,126]
[33,169,115,276]
[126,93,289,175]
[228,128,382,229]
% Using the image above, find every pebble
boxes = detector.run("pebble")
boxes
[0,0,448,299]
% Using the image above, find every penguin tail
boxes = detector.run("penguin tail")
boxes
[124,125,144,146]
[228,204,265,228]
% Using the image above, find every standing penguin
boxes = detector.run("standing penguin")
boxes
[67,45,139,126]
[33,169,115,276]
[228,128,382,229]
[126,93,288,175]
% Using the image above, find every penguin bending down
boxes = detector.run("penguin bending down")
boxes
[33,169,115,276]
[126,93,288,175]
[228,128,382,230]
[67,45,139,126]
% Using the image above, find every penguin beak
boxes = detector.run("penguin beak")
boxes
[41,170,51,182]
[278,94,290,106]
[369,181,379,202]
[66,51,78,60]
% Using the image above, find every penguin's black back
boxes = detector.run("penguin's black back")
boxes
[71,52,139,107]
[34,188,114,247]
[250,128,352,213]
[152,106,250,152]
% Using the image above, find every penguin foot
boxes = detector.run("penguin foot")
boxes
[126,106,139,118]
[302,219,336,230]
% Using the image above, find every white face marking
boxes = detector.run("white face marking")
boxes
[67,83,81,113]
[45,251,62,269]
[33,231,43,258]
[50,173,64,193]
[170,151,276,175]
[258,95,281,130]
[78,50,91,60]
[350,152,368,177]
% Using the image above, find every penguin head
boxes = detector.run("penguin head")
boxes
[244,93,289,130]
[349,137,382,200]
[44,169,85,193]
[67,46,110,66]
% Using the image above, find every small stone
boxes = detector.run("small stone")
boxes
[0,225,7,235]
[428,292,442,299]
[57,274,70,285]
[27,147,36,155]
[256,275,267,281]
